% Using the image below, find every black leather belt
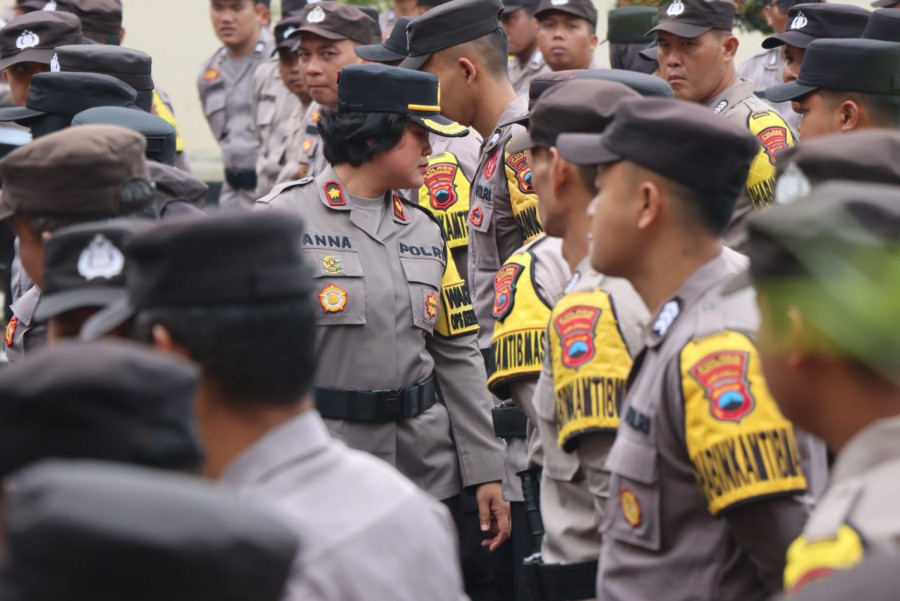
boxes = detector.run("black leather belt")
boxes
[492,402,528,439]
[224,168,258,191]
[522,558,598,601]
[316,376,436,422]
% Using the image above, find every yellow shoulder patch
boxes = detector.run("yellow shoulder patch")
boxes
[418,151,471,250]
[784,525,866,592]
[550,289,632,450]
[488,250,553,396]
[681,330,807,515]
[746,110,796,210]
[435,250,479,338]
[504,148,542,244]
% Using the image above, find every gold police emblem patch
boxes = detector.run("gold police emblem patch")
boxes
[322,255,343,275]
[318,284,348,313]
[620,487,642,527]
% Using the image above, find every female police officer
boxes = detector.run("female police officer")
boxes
[256,64,510,551]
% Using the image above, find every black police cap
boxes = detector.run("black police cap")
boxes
[355,16,412,63]
[337,64,468,137]
[766,38,900,103]
[72,106,176,167]
[863,8,900,42]
[577,68,674,97]
[762,4,872,50]
[0,72,136,125]
[400,0,503,70]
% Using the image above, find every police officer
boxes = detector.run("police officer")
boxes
[354,21,480,284]
[606,6,658,75]
[573,98,819,600]
[502,0,548,96]
[0,460,298,601]
[80,209,471,601]
[759,4,871,88]
[252,14,304,197]
[738,181,900,594]
[0,339,202,476]
[403,0,543,366]
[276,2,378,183]
[0,10,82,106]
[535,0,602,72]
[736,0,822,130]
[0,125,156,362]
[651,0,796,252]
[765,39,900,140]
[199,0,274,207]
[51,0,189,171]
[51,45,156,112]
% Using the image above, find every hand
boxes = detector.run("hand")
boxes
[475,481,511,552]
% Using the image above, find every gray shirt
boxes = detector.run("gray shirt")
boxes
[220,410,469,601]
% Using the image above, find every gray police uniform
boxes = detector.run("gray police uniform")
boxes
[469,94,543,354]
[533,258,646,569]
[5,285,45,363]
[783,415,900,593]
[509,49,550,96]
[256,166,505,500]
[198,28,275,208]
[737,48,801,132]
[598,249,819,601]
[252,56,301,197]
[277,101,325,183]
[221,410,469,601]
[708,78,796,252]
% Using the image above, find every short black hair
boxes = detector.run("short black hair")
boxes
[444,27,510,79]
[134,300,316,407]
[820,89,900,129]
[669,178,734,235]
[318,110,410,167]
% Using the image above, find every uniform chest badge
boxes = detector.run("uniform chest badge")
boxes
[425,162,459,211]
[5,317,17,347]
[689,350,755,423]
[553,305,601,369]
[483,152,498,179]
[425,292,439,320]
[469,205,484,227]
[202,67,220,83]
[318,284,348,313]
[310,110,321,124]
[301,138,313,153]
[324,181,346,207]
[492,263,523,321]
[322,254,343,274]
[506,151,534,194]
[620,488,642,527]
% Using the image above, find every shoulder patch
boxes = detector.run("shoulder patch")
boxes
[680,330,807,515]
[492,263,523,321]
[784,524,865,593]
[746,110,796,209]
[504,149,543,244]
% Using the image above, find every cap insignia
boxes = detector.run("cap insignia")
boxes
[652,298,681,337]
[324,181,346,207]
[16,30,40,50]
[318,283,348,313]
[77,234,125,281]
[323,254,343,274]
[775,162,811,206]
[790,12,808,30]
[307,6,326,24]
[666,0,685,17]
[713,100,728,114]
[42,0,57,10]
[550,0,569,5]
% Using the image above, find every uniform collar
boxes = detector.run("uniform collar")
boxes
[707,78,756,114]
[220,410,332,488]
[831,415,900,485]
[485,94,529,152]
[316,166,412,228]
[644,249,738,348]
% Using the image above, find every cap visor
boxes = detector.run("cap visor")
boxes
[556,132,622,166]
[0,106,45,123]
[78,296,135,341]
[721,268,752,295]
[355,44,408,64]
[0,48,55,72]
[507,133,535,155]
[764,80,818,103]
[761,31,815,50]
[399,53,432,71]
[648,21,711,39]
[33,288,128,323]
[410,114,468,138]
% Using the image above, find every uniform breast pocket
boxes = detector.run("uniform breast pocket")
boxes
[400,257,444,334]
[256,97,277,130]
[202,86,227,140]
[467,200,500,270]
[602,435,661,552]
[307,250,367,326]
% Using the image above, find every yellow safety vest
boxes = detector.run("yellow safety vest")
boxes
[418,150,471,250]
[152,90,184,153]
